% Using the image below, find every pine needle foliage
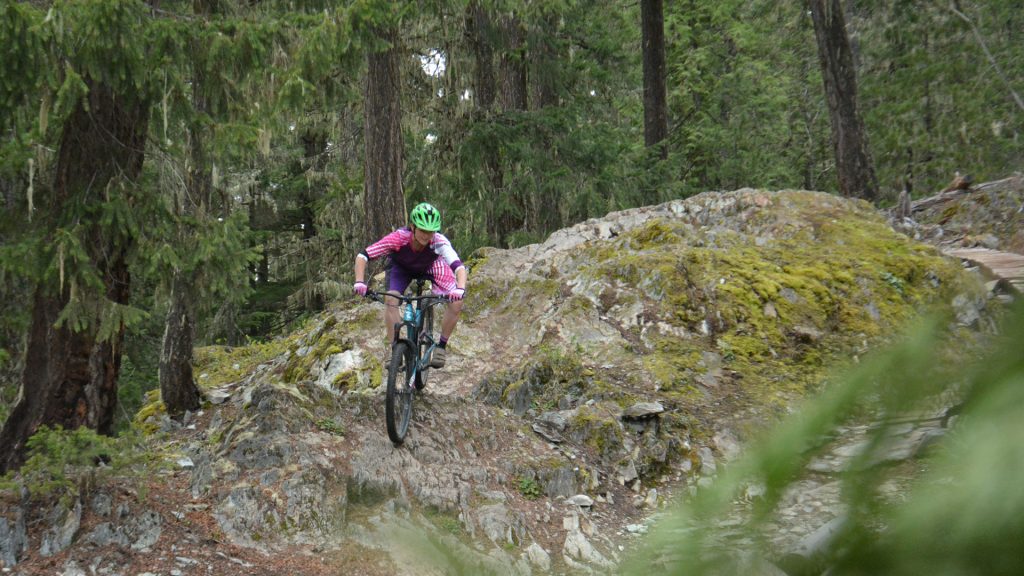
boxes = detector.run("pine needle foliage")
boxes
[0,425,159,505]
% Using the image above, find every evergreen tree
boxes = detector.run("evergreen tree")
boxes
[159,0,217,419]
[363,13,406,245]
[0,0,153,472]
[808,0,879,201]
[641,0,669,165]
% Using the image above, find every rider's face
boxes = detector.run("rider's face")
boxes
[413,226,435,246]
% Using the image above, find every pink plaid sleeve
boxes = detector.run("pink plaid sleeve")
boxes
[364,229,411,260]
[430,233,464,271]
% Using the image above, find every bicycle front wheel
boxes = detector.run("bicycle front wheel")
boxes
[416,305,434,390]
[385,341,415,445]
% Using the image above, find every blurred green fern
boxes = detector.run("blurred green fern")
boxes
[624,301,1024,575]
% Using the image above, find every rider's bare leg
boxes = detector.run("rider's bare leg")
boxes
[440,298,463,341]
[384,291,401,343]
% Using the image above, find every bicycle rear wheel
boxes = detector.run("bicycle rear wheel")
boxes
[386,341,415,445]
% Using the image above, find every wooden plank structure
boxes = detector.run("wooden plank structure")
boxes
[944,247,1024,294]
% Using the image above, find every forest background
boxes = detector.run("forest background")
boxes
[0,0,1020,438]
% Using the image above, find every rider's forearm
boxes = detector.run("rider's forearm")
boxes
[354,254,368,283]
[455,267,467,289]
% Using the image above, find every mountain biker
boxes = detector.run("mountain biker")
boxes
[353,202,467,368]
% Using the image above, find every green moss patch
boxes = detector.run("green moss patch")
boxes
[576,191,972,407]
[567,402,627,463]
[475,347,632,415]
[194,336,297,390]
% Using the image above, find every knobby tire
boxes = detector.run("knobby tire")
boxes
[386,341,414,445]
[416,305,434,390]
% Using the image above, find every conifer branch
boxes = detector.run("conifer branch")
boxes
[948,2,1024,113]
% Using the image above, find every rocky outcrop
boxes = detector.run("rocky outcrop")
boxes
[892,173,1024,254]
[1,188,993,573]
[0,507,27,567]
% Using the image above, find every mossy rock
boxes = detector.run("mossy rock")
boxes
[513,456,579,499]
[569,191,971,408]
[474,348,622,415]
[567,402,626,464]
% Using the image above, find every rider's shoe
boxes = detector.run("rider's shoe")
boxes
[429,347,446,369]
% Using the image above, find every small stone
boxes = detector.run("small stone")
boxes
[524,542,551,571]
[208,389,231,405]
[789,324,824,343]
[699,446,716,476]
[644,489,658,508]
[617,459,639,485]
[743,483,767,501]
[626,524,648,534]
[780,287,800,303]
[532,422,564,443]
[566,495,594,507]
[622,402,665,420]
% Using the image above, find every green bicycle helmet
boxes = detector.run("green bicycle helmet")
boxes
[410,202,442,232]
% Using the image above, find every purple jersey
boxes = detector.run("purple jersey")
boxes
[360,227,464,294]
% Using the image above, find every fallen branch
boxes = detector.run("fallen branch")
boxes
[910,175,1022,213]
[910,187,971,213]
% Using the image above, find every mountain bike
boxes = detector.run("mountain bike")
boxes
[366,279,448,445]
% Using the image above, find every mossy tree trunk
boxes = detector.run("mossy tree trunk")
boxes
[0,81,148,473]
[160,270,201,417]
[159,0,216,419]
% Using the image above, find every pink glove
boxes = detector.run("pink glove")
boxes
[353,281,368,297]
[448,287,465,301]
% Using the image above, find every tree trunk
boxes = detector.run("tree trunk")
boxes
[494,14,527,245]
[159,5,211,419]
[160,271,201,417]
[467,2,506,246]
[363,25,406,245]
[0,81,148,473]
[530,9,563,236]
[531,10,559,112]
[498,14,528,112]
[808,0,879,202]
[300,127,326,240]
[467,2,496,110]
[641,0,669,158]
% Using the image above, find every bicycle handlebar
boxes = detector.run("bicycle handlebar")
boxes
[365,290,452,305]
